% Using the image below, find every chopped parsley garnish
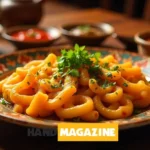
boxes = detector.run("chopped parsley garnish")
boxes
[68,69,80,77]
[53,74,58,79]
[51,84,60,89]
[101,80,116,89]
[112,65,119,71]
[88,64,103,78]
[106,72,112,78]
[0,98,10,106]
[0,98,7,105]
[36,71,39,76]
[57,44,101,78]
[90,52,101,62]
[51,79,63,88]
[109,82,116,86]
[123,83,128,87]
[90,79,95,84]
[102,81,108,89]
[47,62,51,66]
[103,62,109,69]
[47,80,51,84]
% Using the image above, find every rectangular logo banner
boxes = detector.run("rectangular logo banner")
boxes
[58,123,118,141]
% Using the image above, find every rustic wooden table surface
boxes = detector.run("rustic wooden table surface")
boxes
[0,4,150,150]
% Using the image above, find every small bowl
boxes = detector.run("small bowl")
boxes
[134,31,150,56]
[116,35,137,51]
[61,23,115,46]
[1,26,61,50]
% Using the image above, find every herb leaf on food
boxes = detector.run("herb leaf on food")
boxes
[0,98,9,105]
[57,44,101,78]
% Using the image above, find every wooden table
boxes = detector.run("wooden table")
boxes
[0,8,150,150]
[1,8,150,54]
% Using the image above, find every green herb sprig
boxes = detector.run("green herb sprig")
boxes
[0,98,9,105]
[57,44,101,77]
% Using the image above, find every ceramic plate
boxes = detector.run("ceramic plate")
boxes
[0,46,150,130]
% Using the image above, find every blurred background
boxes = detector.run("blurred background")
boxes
[43,0,150,19]
[0,0,150,28]
[0,0,150,53]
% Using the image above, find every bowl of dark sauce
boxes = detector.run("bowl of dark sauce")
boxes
[61,23,115,46]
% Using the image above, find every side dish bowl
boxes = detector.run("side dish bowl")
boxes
[1,26,61,50]
[134,31,150,56]
[61,23,115,46]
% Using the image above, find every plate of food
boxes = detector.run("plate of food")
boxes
[0,44,150,130]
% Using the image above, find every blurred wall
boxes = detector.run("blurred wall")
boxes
[59,0,147,18]
[59,0,100,8]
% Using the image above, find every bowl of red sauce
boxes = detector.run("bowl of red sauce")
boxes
[1,26,61,50]
[134,31,150,56]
